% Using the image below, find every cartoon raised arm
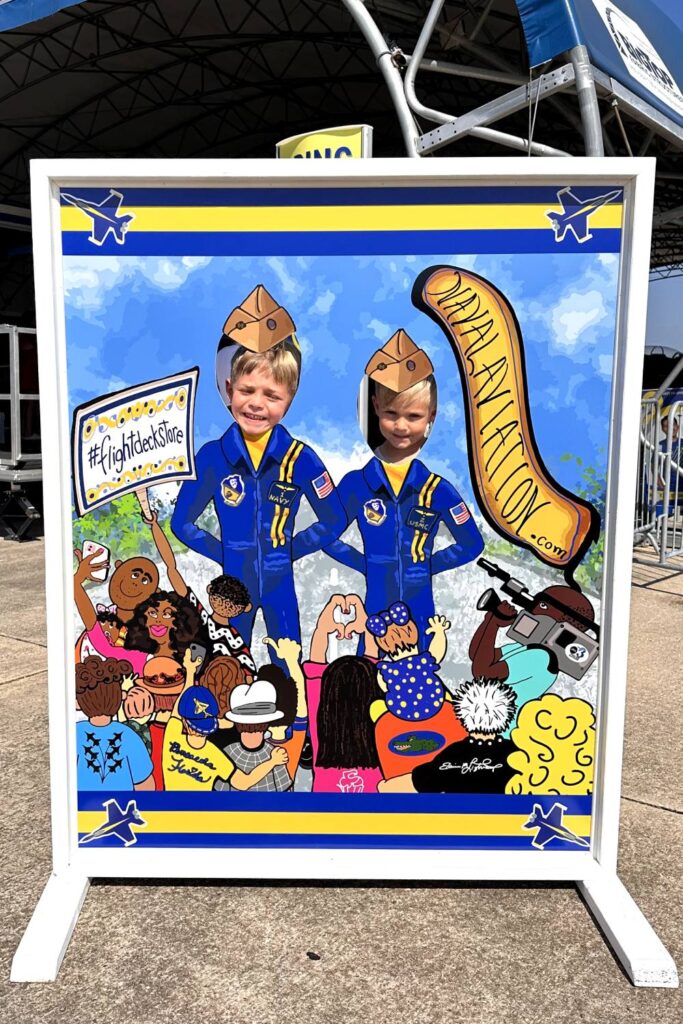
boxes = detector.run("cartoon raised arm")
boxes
[140,499,188,597]
[73,547,110,632]
[263,636,306,718]
[468,601,517,680]
[169,645,203,719]
[425,614,450,666]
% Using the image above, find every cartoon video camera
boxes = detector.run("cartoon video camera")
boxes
[476,558,600,681]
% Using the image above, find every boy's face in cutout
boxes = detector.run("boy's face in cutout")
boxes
[227,366,293,438]
[373,392,435,458]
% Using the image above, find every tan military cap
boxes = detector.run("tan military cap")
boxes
[223,284,296,353]
[365,329,434,393]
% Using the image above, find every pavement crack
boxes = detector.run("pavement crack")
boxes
[0,667,46,689]
[622,795,682,816]
[0,631,47,649]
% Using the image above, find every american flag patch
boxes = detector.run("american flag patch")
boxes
[312,471,333,499]
[450,502,471,525]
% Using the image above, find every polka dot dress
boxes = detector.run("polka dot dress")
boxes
[378,651,445,722]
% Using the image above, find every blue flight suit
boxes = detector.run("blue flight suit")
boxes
[324,457,484,644]
[171,423,347,665]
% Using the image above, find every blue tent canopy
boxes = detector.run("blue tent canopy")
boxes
[0,0,77,31]
[516,0,683,129]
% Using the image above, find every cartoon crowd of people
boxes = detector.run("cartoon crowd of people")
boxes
[74,285,599,797]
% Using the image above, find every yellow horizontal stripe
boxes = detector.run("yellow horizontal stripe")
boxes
[60,203,623,234]
[78,809,591,838]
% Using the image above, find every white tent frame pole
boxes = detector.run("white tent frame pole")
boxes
[403,0,569,157]
[340,0,419,156]
[569,44,605,156]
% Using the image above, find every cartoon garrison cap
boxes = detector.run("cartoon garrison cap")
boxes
[365,329,434,394]
[222,284,296,353]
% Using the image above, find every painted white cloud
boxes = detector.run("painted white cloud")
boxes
[551,288,607,350]
[309,289,336,316]
[265,256,302,299]
[366,317,390,341]
[63,255,212,318]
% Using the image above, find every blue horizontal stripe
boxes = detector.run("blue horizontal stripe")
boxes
[77,830,590,851]
[77,790,593,816]
[58,186,624,207]
[61,229,622,257]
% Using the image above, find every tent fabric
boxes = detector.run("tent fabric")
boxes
[0,0,77,31]
[515,0,683,129]
[515,0,582,67]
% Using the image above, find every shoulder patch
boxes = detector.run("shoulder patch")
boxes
[312,471,333,499]
[449,501,471,525]
[221,474,245,507]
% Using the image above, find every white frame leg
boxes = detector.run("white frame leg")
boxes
[578,868,679,987]
[11,869,91,983]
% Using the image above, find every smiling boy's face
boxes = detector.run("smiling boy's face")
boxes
[227,365,294,437]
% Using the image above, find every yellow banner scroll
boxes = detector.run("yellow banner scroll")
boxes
[412,266,600,575]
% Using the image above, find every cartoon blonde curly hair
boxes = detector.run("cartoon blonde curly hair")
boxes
[505,693,595,795]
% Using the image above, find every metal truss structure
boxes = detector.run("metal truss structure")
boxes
[0,0,681,319]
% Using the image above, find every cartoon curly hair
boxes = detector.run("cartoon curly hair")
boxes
[124,590,208,661]
[76,655,133,719]
[505,693,595,795]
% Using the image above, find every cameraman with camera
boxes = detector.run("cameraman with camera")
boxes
[469,559,598,736]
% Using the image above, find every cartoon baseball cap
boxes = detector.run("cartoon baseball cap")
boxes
[225,678,284,724]
[365,329,434,394]
[178,685,220,734]
[222,284,296,353]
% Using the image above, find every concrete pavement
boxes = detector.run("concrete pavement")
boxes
[0,539,681,1023]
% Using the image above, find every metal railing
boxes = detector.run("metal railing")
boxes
[634,393,683,565]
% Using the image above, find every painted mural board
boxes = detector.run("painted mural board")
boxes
[13,158,677,986]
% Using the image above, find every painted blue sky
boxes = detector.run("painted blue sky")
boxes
[63,249,619,502]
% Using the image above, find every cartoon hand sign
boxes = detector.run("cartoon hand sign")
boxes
[263,636,302,666]
[270,746,289,766]
[340,594,367,639]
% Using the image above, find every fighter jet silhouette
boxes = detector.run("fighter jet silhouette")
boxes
[79,798,147,847]
[62,189,135,246]
[545,187,621,243]
[523,802,590,850]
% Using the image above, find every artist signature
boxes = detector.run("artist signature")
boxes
[439,757,502,774]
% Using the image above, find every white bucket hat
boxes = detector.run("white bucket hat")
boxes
[226,678,284,724]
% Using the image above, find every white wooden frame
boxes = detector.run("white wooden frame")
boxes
[11,158,677,988]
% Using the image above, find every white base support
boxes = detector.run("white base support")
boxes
[578,869,679,987]
[11,869,91,983]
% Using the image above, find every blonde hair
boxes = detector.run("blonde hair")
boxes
[505,694,595,795]
[374,376,436,414]
[231,343,300,396]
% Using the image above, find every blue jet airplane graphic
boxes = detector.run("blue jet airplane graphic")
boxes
[523,802,590,850]
[545,186,621,243]
[62,189,135,246]
[79,798,147,847]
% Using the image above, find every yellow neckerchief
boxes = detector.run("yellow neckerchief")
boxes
[381,458,413,497]
[243,429,272,470]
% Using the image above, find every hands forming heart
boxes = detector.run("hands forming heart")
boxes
[328,593,367,640]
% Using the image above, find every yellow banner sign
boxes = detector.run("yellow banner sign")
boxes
[413,266,600,576]
[276,124,372,160]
